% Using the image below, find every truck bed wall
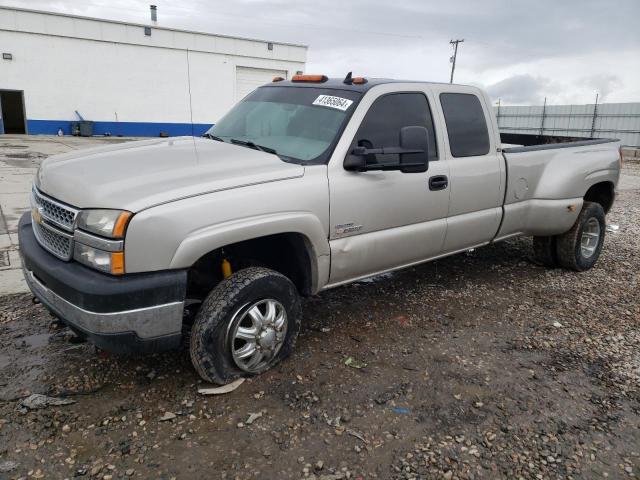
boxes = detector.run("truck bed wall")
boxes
[496,141,620,239]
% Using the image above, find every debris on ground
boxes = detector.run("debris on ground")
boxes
[344,357,367,369]
[197,377,245,395]
[20,393,76,410]
[0,461,19,473]
[392,407,410,415]
[346,429,369,444]
[159,411,177,422]
[245,411,263,425]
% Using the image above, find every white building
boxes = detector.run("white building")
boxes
[0,6,307,136]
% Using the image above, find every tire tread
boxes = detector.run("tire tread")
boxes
[189,267,300,385]
[555,201,605,272]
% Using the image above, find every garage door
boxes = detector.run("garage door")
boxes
[235,66,287,102]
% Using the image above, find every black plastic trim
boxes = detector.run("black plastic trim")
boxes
[72,324,181,355]
[502,137,618,153]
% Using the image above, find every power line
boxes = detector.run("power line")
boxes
[449,39,464,84]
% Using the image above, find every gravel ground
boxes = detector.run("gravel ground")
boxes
[0,162,639,480]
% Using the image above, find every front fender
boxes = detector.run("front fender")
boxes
[169,211,330,268]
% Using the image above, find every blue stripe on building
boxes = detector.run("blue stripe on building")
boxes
[26,119,213,137]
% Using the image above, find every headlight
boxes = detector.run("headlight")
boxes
[74,242,125,275]
[74,209,131,275]
[76,209,132,238]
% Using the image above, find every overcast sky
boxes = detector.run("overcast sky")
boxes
[3,0,639,105]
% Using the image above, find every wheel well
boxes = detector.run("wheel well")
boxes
[584,182,614,213]
[186,233,314,301]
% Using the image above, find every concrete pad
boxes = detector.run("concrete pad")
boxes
[0,268,28,294]
[0,193,30,232]
[0,247,27,294]
[0,248,20,270]
[0,233,11,249]
[0,168,37,194]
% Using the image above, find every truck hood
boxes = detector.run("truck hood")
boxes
[35,137,305,212]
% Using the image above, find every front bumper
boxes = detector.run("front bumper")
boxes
[19,213,187,354]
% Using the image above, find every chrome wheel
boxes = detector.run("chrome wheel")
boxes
[227,299,287,373]
[581,217,601,258]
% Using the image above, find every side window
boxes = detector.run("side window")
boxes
[353,93,437,164]
[440,93,490,157]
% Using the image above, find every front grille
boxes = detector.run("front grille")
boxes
[32,219,74,260]
[32,188,78,232]
[31,188,78,261]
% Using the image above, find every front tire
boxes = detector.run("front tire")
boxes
[555,201,606,272]
[189,267,301,385]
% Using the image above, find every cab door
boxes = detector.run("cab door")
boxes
[431,87,504,252]
[326,85,450,286]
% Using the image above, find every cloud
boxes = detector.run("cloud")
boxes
[580,74,622,101]
[3,0,640,104]
[485,75,552,105]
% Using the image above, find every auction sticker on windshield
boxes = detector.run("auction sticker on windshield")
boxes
[312,95,353,111]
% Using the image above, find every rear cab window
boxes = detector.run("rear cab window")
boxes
[440,93,490,157]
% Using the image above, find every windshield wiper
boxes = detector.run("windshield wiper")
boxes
[230,138,278,155]
[202,133,225,142]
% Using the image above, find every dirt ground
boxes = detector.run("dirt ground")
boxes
[1,159,639,480]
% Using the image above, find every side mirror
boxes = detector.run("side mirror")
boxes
[399,126,429,173]
[344,125,430,173]
[343,154,367,171]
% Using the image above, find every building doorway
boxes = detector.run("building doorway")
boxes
[0,90,27,134]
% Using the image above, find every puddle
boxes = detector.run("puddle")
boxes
[16,333,52,348]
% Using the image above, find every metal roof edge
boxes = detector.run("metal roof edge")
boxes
[0,4,309,49]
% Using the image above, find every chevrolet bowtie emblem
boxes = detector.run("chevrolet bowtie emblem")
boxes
[32,206,43,225]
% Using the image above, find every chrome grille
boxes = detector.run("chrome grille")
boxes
[32,219,74,260]
[31,188,78,261]
[32,188,78,232]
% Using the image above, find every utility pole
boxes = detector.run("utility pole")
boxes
[449,39,464,83]
[539,97,547,136]
[590,93,599,138]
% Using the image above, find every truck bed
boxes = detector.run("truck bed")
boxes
[500,133,618,153]
[495,133,621,242]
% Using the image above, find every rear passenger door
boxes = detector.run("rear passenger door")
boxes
[433,88,504,252]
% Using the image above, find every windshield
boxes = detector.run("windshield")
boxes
[205,86,362,163]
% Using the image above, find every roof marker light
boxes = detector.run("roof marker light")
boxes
[272,76,285,82]
[292,74,328,82]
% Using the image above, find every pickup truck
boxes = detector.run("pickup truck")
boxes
[19,74,622,384]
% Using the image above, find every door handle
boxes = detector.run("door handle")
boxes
[429,175,448,191]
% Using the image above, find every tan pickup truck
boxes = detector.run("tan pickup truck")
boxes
[20,74,621,384]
